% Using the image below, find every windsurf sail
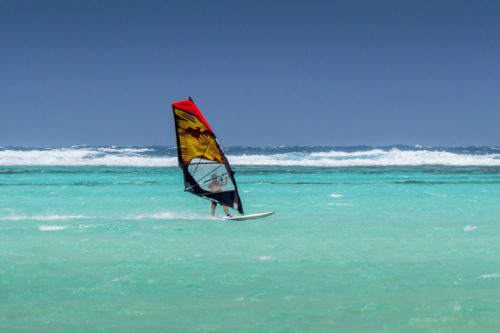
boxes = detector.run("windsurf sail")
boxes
[172,98,244,214]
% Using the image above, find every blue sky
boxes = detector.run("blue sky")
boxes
[1,0,499,147]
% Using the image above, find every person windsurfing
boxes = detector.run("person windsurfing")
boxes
[172,98,274,221]
[208,173,231,217]
[172,98,244,218]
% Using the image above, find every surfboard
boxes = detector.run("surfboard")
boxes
[223,211,275,221]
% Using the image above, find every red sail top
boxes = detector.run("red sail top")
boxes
[172,99,214,134]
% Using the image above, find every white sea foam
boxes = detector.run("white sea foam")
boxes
[126,211,210,220]
[0,147,499,166]
[464,225,478,232]
[96,147,154,153]
[329,193,343,198]
[0,215,87,221]
[478,274,500,279]
[38,225,68,231]
[0,147,175,167]
[327,203,353,206]
[311,149,386,158]
[78,224,94,230]
[228,149,500,166]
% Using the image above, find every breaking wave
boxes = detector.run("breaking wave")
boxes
[0,147,174,167]
[0,146,499,167]
[229,149,500,166]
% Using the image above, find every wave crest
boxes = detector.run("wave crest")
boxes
[229,149,500,166]
[0,146,499,167]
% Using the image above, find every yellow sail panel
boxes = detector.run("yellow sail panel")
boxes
[173,108,223,165]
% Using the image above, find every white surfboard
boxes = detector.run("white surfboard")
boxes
[223,211,275,221]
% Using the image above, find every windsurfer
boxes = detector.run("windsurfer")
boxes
[208,173,231,217]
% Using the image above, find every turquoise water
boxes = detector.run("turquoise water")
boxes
[1,165,500,332]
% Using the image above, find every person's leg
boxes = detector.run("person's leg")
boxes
[223,205,229,215]
[211,202,217,216]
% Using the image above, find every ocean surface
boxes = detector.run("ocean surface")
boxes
[1,146,500,332]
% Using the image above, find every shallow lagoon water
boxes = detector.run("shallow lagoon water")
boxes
[1,164,500,332]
